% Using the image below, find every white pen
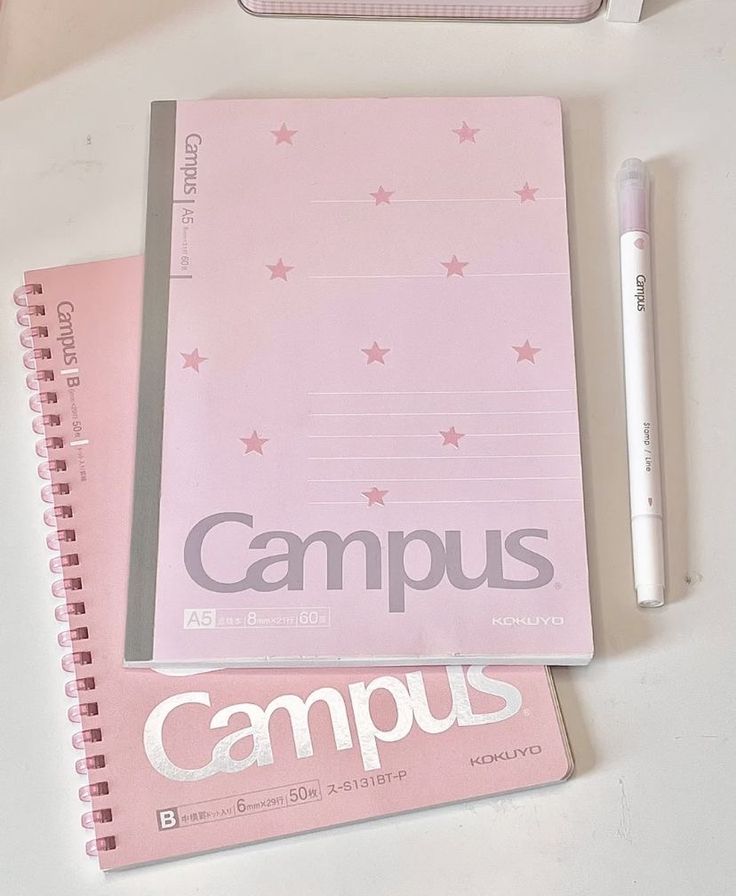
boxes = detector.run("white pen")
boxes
[616,159,665,608]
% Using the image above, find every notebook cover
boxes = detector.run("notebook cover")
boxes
[238,0,603,22]
[128,96,593,667]
[16,257,572,870]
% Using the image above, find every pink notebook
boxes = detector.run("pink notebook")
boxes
[127,97,593,668]
[14,257,572,870]
[237,0,603,22]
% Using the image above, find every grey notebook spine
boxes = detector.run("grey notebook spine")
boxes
[125,101,178,664]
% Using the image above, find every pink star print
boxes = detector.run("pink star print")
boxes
[240,431,269,455]
[515,182,539,203]
[180,348,207,372]
[370,186,394,205]
[512,340,542,364]
[363,487,388,506]
[441,255,469,278]
[452,121,480,144]
[266,258,294,281]
[440,426,465,448]
[361,341,391,365]
[271,123,297,145]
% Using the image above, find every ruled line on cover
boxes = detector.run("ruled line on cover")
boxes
[309,410,577,417]
[311,456,578,463]
[306,432,580,438]
[308,272,568,281]
[310,197,564,204]
[309,499,582,506]
[60,367,79,376]
[308,389,574,396]
[308,476,580,483]
[69,439,89,447]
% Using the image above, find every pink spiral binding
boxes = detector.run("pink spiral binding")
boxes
[13,283,116,858]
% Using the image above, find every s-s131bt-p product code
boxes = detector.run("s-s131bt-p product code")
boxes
[327,770,407,795]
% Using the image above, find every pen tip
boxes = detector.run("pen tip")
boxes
[617,159,650,234]
[617,158,648,186]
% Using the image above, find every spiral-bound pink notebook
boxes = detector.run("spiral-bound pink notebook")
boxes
[14,257,572,869]
[127,97,592,669]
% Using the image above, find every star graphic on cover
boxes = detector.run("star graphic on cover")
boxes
[452,121,480,144]
[440,426,465,448]
[180,348,208,373]
[271,123,297,145]
[512,339,542,364]
[266,258,294,281]
[362,487,389,506]
[240,431,269,455]
[369,186,394,205]
[441,255,469,277]
[515,182,539,203]
[361,341,391,365]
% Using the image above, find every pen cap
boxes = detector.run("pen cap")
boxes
[617,158,650,235]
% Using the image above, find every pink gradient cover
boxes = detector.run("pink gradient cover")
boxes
[19,258,572,870]
[137,97,592,666]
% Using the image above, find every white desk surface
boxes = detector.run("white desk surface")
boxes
[1,1,734,893]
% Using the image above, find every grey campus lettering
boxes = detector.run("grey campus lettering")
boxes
[387,530,446,612]
[183,512,555,613]
[387,528,554,612]
[183,513,383,593]
[249,529,383,592]
[56,301,78,367]
[184,512,254,592]
[180,133,202,195]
